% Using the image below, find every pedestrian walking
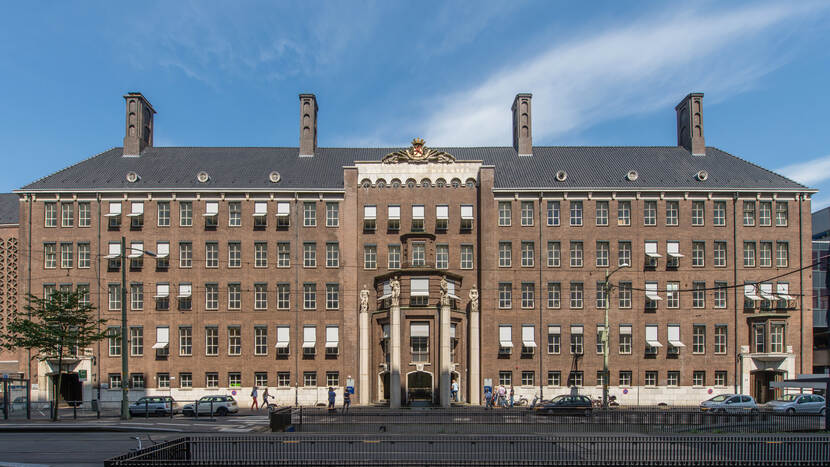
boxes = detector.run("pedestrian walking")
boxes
[250,386,259,410]
[261,387,271,410]
[342,390,351,413]
[509,386,514,408]
[328,387,336,411]
[451,379,459,402]
[484,387,492,409]
[498,385,507,408]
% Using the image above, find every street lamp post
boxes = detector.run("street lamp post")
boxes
[602,262,629,409]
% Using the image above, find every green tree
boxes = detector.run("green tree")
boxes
[0,291,107,421]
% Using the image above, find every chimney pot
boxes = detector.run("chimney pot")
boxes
[675,92,705,155]
[512,93,532,156]
[299,93,318,157]
[122,92,155,157]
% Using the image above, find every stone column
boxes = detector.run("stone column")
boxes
[468,286,481,405]
[440,301,451,407]
[359,286,370,405]
[389,278,402,408]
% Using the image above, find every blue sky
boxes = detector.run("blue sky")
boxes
[2,1,830,208]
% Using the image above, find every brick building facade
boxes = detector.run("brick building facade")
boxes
[1,91,815,406]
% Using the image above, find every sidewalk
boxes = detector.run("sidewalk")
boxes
[0,410,270,433]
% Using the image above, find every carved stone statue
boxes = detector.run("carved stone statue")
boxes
[440,276,449,307]
[390,276,400,308]
[469,285,479,314]
[359,285,369,313]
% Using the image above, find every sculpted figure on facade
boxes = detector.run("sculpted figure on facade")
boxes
[440,276,449,307]
[390,276,400,308]
[469,285,479,314]
[359,285,369,313]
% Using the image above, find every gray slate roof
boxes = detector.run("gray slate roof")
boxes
[19,146,807,192]
[0,193,19,225]
[813,206,830,239]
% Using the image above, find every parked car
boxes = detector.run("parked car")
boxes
[129,396,177,416]
[182,395,238,416]
[534,395,593,416]
[699,394,758,413]
[763,394,826,415]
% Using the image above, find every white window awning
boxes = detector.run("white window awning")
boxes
[203,201,218,217]
[447,281,460,300]
[450,323,457,339]
[744,284,761,301]
[151,342,169,349]
[127,202,144,217]
[548,325,561,335]
[667,242,684,258]
[154,284,169,298]
[410,278,429,297]
[499,325,513,347]
[645,283,662,301]
[105,242,121,259]
[668,325,685,348]
[276,326,290,348]
[382,324,390,339]
[388,205,400,220]
[412,205,424,220]
[253,202,268,217]
[379,281,392,300]
[325,326,339,348]
[364,205,376,220]
[619,325,632,335]
[276,202,290,217]
[645,242,661,258]
[411,323,429,337]
[177,284,192,298]
[776,283,793,300]
[155,242,169,258]
[152,327,169,349]
[105,202,122,217]
[436,205,449,220]
[570,325,584,335]
[302,326,316,348]
[522,326,536,348]
[646,325,662,348]
[461,205,474,220]
[127,242,144,258]
[760,283,777,301]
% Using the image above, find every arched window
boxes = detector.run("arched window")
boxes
[435,178,447,188]
[376,178,386,188]
[360,179,372,188]
[420,178,431,188]
[451,178,461,188]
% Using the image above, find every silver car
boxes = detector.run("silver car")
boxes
[764,394,826,415]
[700,394,758,413]
[182,395,238,416]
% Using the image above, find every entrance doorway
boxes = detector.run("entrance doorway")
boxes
[50,373,82,406]
[379,372,390,401]
[751,370,783,403]
[406,371,433,406]
[450,371,461,403]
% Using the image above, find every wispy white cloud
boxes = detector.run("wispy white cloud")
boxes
[777,154,830,186]
[415,2,828,146]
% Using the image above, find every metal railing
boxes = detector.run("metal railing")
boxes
[106,434,830,466]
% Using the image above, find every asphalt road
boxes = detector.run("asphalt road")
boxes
[0,432,179,466]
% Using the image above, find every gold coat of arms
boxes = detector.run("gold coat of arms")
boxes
[382,138,455,164]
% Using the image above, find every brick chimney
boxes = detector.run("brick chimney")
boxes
[123,92,155,157]
[512,93,532,156]
[299,93,318,157]
[675,92,705,156]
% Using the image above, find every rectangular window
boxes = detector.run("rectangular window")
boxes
[619,325,632,354]
[547,241,561,267]
[386,205,400,231]
[179,201,193,227]
[618,282,632,308]
[498,201,511,226]
[713,201,726,226]
[645,241,659,268]
[499,242,511,267]
[547,326,561,354]
[743,201,755,226]
[547,201,560,226]
[411,322,429,362]
[666,201,679,226]
[326,284,340,310]
[205,284,218,310]
[205,242,218,268]
[743,242,756,267]
[228,327,241,356]
[435,205,448,231]
[596,325,605,354]
[228,283,241,310]
[521,371,535,386]
[643,200,656,226]
[129,202,145,229]
[411,205,425,232]
[692,325,706,354]
[714,282,728,309]
[759,242,773,267]
[155,242,169,269]
[44,202,57,227]
[326,371,340,387]
[759,202,772,226]
[179,242,192,268]
[596,241,609,267]
[179,373,192,388]
[714,371,727,387]
[770,323,785,353]
[251,242,267,268]
[326,202,339,227]
[693,371,705,387]
[521,201,534,226]
[667,372,680,389]
[131,374,145,389]
[179,327,192,356]
[277,326,290,356]
[60,243,73,269]
[776,242,789,267]
[714,325,727,354]
[691,201,705,226]
[364,245,377,269]
[278,372,290,388]
[157,373,170,389]
[61,202,74,227]
[569,282,583,309]
[326,243,340,268]
[44,243,56,269]
[177,283,192,311]
[389,245,401,269]
[644,371,657,387]
[303,283,317,310]
[692,282,706,308]
[227,242,241,268]
[436,244,449,269]
[303,242,317,268]
[303,202,316,227]
[130,326,143,356]
[775,202,788,226]
[460,205,474,230]
[276,202,290,228]
[108,327,121,356]
[547,371,561,387]
[498,371,512,387]
[205,327,219,356]
[617,201,630,226]
[569,201,583,226]
[255,373,268,387]
[363,205,376,231]
[110,203,124,229]
[521,241,534,267]
[228,372,241,388]
[228,201,241,227]
[498,283,512,309]
[78,202,91,227]
[157,202,170,227]
[754,323,766,353]
[547,282,561,309]
[568,371,583,387]
[277,242,290,268]
[596,282,607,309]
[108,284,121,311]
[130,283,143,311]
[619,371,632,387]
[714,241,727,267]
[521,283,535,309]
[618,241,631,267]
[666,282,679,308]
[205,373,219,388]
[596,200,609,226]
[254,283,268,310]
[665,241,681,269]
[77,284,90,307]
[460,244,473,269]
[277,284,290,310]
[569,241,583,267]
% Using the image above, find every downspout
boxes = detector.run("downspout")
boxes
[798,194,804,375]
[537,194,543,400]
[733,194,739,393]
[26,195,32,386]
[293,194,300,406]
[96,195,102,403]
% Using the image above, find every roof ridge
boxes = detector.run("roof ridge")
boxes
[18,147,119,191]
[708,146,809,190]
